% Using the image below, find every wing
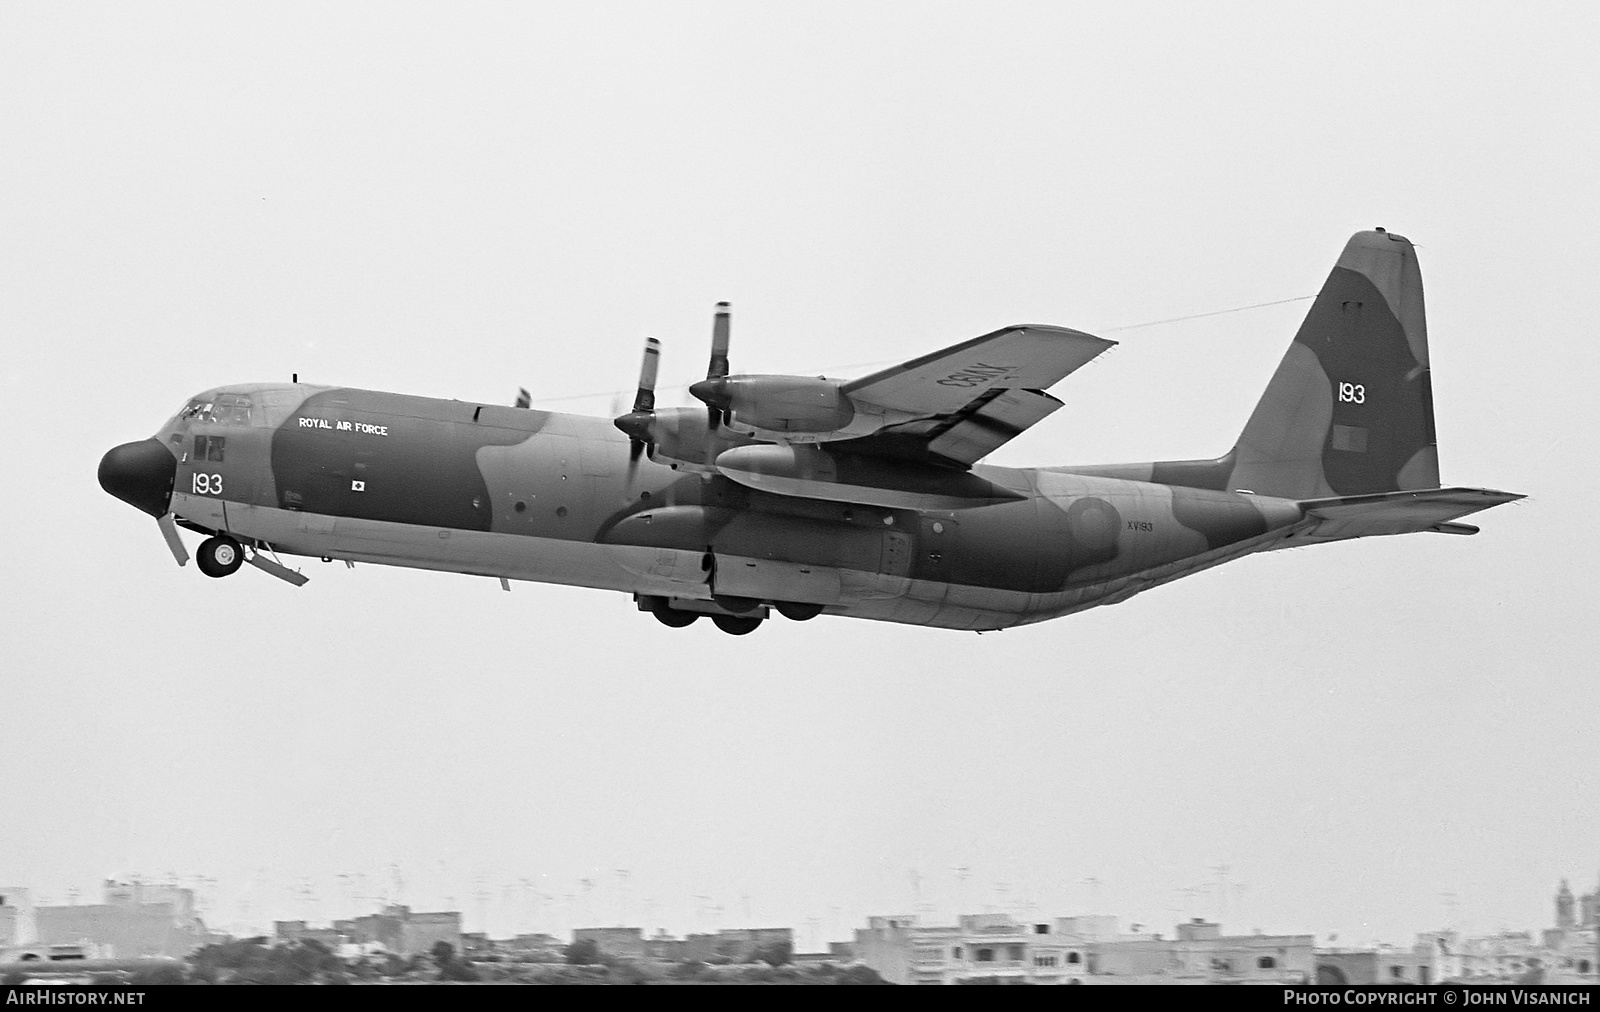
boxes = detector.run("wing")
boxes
[837,324,1114,466]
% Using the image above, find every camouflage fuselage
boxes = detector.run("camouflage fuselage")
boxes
[151,382,1305,631]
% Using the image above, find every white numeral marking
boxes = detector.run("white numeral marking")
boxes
[1338,382,1366,404]
[191,472,223,495]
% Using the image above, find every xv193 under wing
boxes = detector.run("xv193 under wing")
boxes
[98,230,1522,634]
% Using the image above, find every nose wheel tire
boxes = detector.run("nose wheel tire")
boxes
[196,535,245,578]
[711,614,763,636]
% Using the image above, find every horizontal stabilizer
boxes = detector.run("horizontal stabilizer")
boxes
[1297,486,1522,542]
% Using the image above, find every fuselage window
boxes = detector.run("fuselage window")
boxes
[194,435,225,462]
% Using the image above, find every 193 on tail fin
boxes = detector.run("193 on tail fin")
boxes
[1229,229,1438,499]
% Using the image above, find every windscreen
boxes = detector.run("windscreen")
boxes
[178,392,253,426]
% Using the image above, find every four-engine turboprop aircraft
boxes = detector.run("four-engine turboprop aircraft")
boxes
[99,230,1520,634]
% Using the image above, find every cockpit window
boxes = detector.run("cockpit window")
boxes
[180,393,253,426]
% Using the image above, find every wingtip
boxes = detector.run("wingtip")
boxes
[1010,324,1117,346]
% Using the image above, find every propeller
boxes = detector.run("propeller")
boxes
[613,337,661,482]
[691,302,733,429]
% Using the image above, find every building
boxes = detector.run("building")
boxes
[0,889,34,948]
[856,914,1097,984]
[30,880,207,960]
[1543,879,1600,983]
[1313,877,1600,988]
[856,914,1311,985]
[501,932,562,958]
[1316,943,1448,986]
[1086,919,1314,984]
[1575,878,1600,931]
[326,905,462,956]
[644,930,686,961]
[682,927,794,963]
[573,927,648,960]
[274,920,349,951]
[400,911,462,957]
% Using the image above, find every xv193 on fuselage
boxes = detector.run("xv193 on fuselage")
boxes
[98,231,1521,634]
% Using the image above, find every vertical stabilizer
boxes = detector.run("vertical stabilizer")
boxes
[1230,230,1439,499]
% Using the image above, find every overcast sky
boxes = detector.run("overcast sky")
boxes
[3,2,1597,948]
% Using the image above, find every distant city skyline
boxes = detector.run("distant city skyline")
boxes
[16,860,1589,947]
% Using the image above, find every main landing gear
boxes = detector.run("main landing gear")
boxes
[195,535,244,578]
[649,605,763,635]
[650,603,700,628]
[711,614,762,636]
[773,602,823,621]
[640,595,824,634]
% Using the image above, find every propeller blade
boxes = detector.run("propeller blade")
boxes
[696,303,731,429]
[708,302,730,380]
[157,513,189,567]
[632,337,661,413]
[616,337,661,480]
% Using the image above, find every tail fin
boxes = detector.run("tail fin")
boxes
[1229,229,1439,499]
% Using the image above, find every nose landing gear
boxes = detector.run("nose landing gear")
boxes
[196,535,245,578]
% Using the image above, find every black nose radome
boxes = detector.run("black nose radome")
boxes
[99,438,177,517]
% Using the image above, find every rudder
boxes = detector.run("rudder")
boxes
[1229,229,1439,499]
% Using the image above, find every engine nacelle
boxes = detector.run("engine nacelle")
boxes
[622,406,753,471]
[690,375,855,434]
